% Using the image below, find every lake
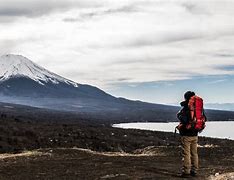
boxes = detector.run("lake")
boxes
[113,121,234,140]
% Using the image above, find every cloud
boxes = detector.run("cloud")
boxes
[182,2,210,15]
[0,0,106,22]
[213,53,234,58]
[120,32,202,48]
[83,4,138,17]
[1,0,234,93]
[0,37,41,55]
[63,4,139,22]
[208,79,227,84]
[217,65,234,72]
[0,39,17,54]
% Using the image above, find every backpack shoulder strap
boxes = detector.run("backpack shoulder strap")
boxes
[188,96,196,120]
[202,108,207,121]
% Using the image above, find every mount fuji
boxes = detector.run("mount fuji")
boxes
[0,54,78,86]
[0,54,173,121]
[0,54,132,114]
[0,54,234,122]
[0,54,115,99]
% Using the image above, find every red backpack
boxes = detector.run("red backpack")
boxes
[187,95,207,132]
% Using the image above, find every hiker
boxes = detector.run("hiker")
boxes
[176,91,206,178]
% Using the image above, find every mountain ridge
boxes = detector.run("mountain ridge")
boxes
[206,103,234,111]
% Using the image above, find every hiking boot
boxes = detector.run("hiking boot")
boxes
[190,171,197,177]
[180,172,190,178]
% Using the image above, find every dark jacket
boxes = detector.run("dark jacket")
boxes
[178,100,198,136]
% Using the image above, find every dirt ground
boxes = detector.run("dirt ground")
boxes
[0,144,233,180]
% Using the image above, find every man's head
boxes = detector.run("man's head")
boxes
[184,91,195,101]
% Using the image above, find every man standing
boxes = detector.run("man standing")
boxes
[177,91,199,177]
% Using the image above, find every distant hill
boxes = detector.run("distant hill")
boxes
[206,103,234,111]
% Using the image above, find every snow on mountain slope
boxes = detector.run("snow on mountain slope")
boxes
[0,54,79,87]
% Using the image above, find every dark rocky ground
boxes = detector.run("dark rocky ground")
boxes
[0,146,233,180]
[0,103,234,179]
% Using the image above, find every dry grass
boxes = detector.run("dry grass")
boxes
[0,150,51,160]
[198,144,219,148]
[208,172,234,180]
[71,146,165,157]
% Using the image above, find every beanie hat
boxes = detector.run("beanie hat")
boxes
[184,91,195,101]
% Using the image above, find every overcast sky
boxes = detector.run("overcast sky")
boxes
[0,0,234,104]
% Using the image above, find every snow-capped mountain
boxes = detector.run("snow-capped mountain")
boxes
[0,54,78,87]
[1,54,233,122]
[0,54,115,100]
